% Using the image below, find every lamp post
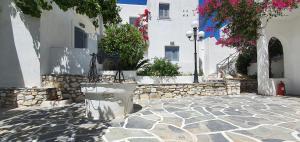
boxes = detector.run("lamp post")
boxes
[186,20,205,83]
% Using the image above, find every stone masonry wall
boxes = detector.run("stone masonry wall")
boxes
[42,74,87,102]
[240,79,258,93]
[0,88,58,108]
[134,81,240,100]
[42,74,136,102]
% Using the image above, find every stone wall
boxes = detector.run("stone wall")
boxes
[134,81,240,100]
[42,74,136,102]
[0,88,58,108]
[240,79,258,93]
[42,74,87,102]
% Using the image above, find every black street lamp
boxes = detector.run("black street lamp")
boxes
[186,20,205,83]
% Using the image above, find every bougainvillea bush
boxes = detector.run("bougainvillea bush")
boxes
[134,9,151,41]
[198,0,300,49]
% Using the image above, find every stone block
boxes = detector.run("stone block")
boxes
[139,94,149,100]
[0,93,6,97]
[149,93,160,99]
[23,101,33,106]
[63,84,69,88]
[70,82,80,87]
[31,92,38,96]
[62,94,71,99]
[17,95,24,101]
[24,95,34,101]
[187,91,195,95]
[164,93,173,98]
[151,88,157,93]
[145,88,151,93]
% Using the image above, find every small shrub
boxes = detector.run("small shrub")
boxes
[236,47,257,75]
[102,59,117,70]
[138,58,180,76]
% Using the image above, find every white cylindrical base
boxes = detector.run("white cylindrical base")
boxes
[82,83,136,121]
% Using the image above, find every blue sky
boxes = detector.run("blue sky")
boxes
[117,0,147,5]
[199,0,222,39]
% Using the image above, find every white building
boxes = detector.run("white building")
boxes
[118,0,235,75]
[257,8,300,96]
[0,0,100,88]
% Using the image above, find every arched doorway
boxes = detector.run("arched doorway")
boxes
[268,37,284,78]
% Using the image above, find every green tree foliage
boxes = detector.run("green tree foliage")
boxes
[138,58,180,76]
[14,0,121,27]
[100,24,146,70]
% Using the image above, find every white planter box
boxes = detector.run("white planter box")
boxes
[99,70,137,80]
[136,76,204,84]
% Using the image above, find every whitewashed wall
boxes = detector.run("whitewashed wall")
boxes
[147,0,199,74]
[0,0,41,87]
[118,4,146,24]
[40,4,99,75]
[118,0,236,75]
[0,1,99,88]
[257,9,300,95]
[248,63,257,76]
[202,38,236,75]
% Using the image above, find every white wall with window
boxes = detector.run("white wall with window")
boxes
[40,4,99,75]
[118,3,147,24]
[118,0,236,76]
[0,0,100,88]
[147,0,200,74]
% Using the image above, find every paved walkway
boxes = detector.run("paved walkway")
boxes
[104,94,300,142]
[0,104,109,141]
[0,94,300,142]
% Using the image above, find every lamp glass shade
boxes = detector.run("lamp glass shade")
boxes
[191,20,199,28]
[198,31,205,38]
[186,30,193,38]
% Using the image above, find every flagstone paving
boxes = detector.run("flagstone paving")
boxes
[104,94,300,142]
[0,93,300,142]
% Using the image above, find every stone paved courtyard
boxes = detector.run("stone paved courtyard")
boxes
[1,93,300,142]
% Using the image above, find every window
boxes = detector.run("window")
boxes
[165,46,179,61]
[129,17,138,25]
[75,27,87,48]
[159,3,170,19]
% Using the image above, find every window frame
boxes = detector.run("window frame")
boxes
[165,46,179,62]
[159,3,170,19]
[129,17,138,25]
[74,27,88,49]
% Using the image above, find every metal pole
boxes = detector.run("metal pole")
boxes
[193,27,199,83]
